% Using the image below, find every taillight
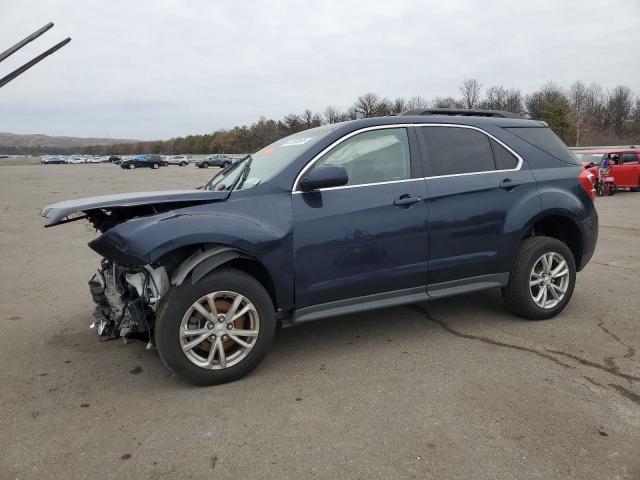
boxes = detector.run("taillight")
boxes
[579,169,596,201]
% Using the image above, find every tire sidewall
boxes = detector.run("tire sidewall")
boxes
[155,269,276,386]
[507,237,577,320]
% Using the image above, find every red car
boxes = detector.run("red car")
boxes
[571,147,640,191]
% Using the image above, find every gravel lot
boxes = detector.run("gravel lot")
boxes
[1,164,638,480]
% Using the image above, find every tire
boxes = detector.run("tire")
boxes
[162,161,169,167]
[152,163,160,169]
[223,161,231,168]
[128,163,135,169]
[202,162,209,168]
[502,236,576,320]
[155,268,276,386]
[180,161,187,166]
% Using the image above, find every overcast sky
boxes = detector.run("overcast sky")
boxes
[1,0,639,140]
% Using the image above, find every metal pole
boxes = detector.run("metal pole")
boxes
[0,37,71,89]
[0,22,54,63]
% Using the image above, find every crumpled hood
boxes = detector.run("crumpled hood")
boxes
[41,189,230,226]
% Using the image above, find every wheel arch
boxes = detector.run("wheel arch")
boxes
[523,212,584,270]
[158,244,281,313]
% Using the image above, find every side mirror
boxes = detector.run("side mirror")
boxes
[299,166,348,191]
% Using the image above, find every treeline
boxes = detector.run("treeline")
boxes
[85,79,640,156]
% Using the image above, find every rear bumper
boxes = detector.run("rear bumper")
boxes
[577,209,598,271]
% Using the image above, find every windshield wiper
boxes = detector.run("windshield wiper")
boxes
[230,156,253,191]
[205,155,250,191]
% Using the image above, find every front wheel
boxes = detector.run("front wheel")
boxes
[128,163,135,169]
[502,236,576,320]
[152,163,160,169]
[155,269,276,385]
[202,162,209,168]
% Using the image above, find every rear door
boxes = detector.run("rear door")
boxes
[416,125,539,293]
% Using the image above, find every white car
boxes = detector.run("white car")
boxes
[163,155,189,166]
[65,156,85,164]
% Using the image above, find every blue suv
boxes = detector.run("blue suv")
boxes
[41,109,598,385]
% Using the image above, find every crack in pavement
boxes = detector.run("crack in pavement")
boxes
[407,304,576,370]
[545,349,640,383]
[408,304,640,406]
[591,261,635,272]
[597,320,636,359]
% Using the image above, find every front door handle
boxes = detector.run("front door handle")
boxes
[393,194,423,207]
[499,178,522,190]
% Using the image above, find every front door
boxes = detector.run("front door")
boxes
[612,151,640,188]
[292,127,429,309]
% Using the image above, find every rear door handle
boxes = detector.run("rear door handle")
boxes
[393,194,423,207]
[499,178,522,190]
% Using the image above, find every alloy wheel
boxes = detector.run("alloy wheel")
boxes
[179,291,260,369]
[529,252,570,309]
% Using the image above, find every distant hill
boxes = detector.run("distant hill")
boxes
[0,132,139,154]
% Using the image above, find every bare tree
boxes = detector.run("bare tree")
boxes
[459,78,482,109]
[389,97,407,115]
[432,96,464,109]
[342,105,359,121]
[323,105,341,124]
[604,85,633,138]
[568,81,589,146]
[300,109,322,129]
[405,95,429,110]
[354,92,381,118]
[632,97,640,141]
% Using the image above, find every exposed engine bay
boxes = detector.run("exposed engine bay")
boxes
[88,260,170,345]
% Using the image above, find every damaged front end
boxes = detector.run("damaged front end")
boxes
[88,260,169,346]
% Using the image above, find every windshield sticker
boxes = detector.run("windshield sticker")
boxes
[259,146,275,156]
[282,137,313,147]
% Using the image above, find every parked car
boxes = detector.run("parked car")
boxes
[42,110,598,386]
[163,155,189,166]
[571,147,640,192]
[108,155,121,164]
[120,154,163,170]
[195,155,239,169]
[41,155,64,164]
[65,156,85,164]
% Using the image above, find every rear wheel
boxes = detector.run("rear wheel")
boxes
[180,161,187,166]
[502,236,576,320]
[223,161,231,168]
[162,161,169,167]
[155,269,276,385]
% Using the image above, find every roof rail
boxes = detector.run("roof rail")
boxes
[401,108,523,119]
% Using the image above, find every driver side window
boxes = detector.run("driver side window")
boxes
[313,128,411,187]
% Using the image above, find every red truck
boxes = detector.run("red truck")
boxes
[571,147,640,192]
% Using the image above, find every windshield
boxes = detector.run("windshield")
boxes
[206,127,334,191]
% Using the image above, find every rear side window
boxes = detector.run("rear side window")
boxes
[490,139,518,170]
[621,152,639,164]
[506,127,580,165]
[418,127,518,176]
